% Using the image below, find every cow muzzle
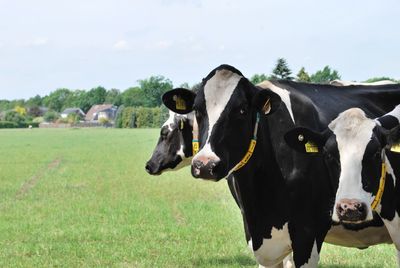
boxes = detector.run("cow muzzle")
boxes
[145,160,161,175]
[335,198,368,223]
[191,154,222,180]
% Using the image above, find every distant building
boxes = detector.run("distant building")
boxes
[60,108,85,119]
[85,104,118,122]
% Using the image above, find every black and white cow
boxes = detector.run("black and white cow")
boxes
[160,64,400,267]
[145,110,194,175]
[285,105,400,263]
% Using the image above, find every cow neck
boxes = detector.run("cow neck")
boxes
[226,112,261,177]
[370,153,387,210]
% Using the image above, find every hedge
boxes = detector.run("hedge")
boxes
[0,121,40,129]
[116,106,169,128]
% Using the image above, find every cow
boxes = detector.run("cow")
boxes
[145,108,393,268]
[160,64,400,267]
[284,105,400,264]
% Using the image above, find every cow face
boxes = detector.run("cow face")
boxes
[145,110,194,175]
[162,65,281,180]
[285,108,400,224]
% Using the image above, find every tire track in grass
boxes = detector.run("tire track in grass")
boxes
[15,157,62,199]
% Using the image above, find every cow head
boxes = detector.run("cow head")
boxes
[285,108,400,224]
[145,109,194,175]
[162,65,281,181]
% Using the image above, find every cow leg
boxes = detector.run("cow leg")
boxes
[381,214,400,267]
[299,240,319,268]
[257,254,294,268]
[283,254,294,268]
[258,263,283,268]
[381,214,400,249]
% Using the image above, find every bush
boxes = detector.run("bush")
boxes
[0,121,18,128]
[44,111,59,122]
[117,106,168,128]
[5,110,25,124]
[33,117,44,123]
[0,121,38,128]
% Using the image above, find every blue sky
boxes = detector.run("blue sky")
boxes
[1,0,399,100]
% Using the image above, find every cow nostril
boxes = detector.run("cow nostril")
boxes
[145,164,151,172]
[357,203,365,213]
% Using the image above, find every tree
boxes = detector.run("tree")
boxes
[363,77,398,83]
[179,82,190,89]
[105,89,123,106]
[26,95,42,108]
[43,111,59,123]
[139,76,173,107]
[250,73,270,84]
[296,67,311,82]
[86,86,107,106]
[122,87,149,107]
[271,58,293,80]
[310,66,341,83]
[43,88,72,112]
[15,106,27,116]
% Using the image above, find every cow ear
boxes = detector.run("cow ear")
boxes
[385,125,400,153]
[252,89,281,115]
[162,88,196,114]
[284,127,328,154]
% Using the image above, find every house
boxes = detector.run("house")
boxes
[60,108,85,119]
[85,104,118,122]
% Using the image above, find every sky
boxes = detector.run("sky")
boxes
[0,0,399,100]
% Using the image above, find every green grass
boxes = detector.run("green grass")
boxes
[0,128,396,267]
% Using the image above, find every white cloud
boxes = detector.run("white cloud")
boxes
[26,37,49,47]
[113,40,129,50]
[153,40,173,50]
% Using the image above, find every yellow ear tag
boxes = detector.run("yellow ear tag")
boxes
[305,141,319,153]
[173,95,186,111]
[390,143,400,153]
[192,140,199,155]
[180,119,184,130]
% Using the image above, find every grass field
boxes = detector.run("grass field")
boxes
[0,128,396,267]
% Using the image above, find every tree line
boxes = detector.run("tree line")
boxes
[0,58,398,128]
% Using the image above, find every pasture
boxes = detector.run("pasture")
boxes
[0,128,396,267]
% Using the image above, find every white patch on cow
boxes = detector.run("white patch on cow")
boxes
[330,79,397,86]
[381,212,400,251]
[257,81,295,123]
[253,223,292,267]
[325,224,392,247]
[162,110,176,131]
[158,156,192,174]
[204,69,241,143]
[176,144,185,158]
[300,240,319,268]
[329,108,376,222]
[385,105,400,122]
[162,110,190,132]
[193,69,241,161]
